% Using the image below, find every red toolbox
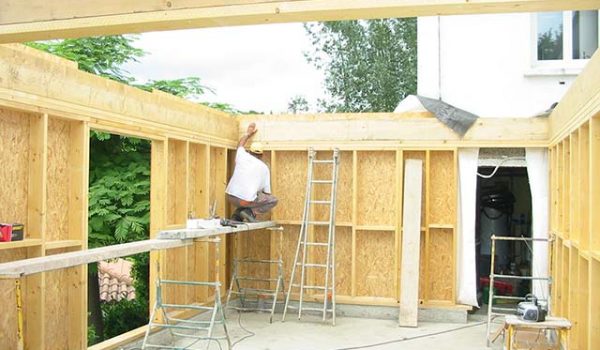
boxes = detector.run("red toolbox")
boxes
[0,223,24,242]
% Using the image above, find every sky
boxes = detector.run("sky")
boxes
[122,23,325,113]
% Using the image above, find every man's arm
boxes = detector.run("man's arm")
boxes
[238,122,258,148]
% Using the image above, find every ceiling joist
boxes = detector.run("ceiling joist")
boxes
[1,0,599,43]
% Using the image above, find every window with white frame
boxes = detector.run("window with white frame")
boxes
[533,10,599,67]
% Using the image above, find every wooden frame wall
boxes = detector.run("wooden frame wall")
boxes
[0,44,237,349]
[548,51,600,350]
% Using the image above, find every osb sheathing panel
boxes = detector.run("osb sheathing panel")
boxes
[280,225,301,287]
[427,228,453,301]
[164,246,190,305]
[314,226,352,296]
[314,151,352,224]
[356,151,395,226]
[355,230,394,297]
[428,151,455,225]
[46,118,70,241]
[0,109,29,225]
[44,248,73,350]
[237,229,271,290]
[274,152,307,221]
[0,249,27,349]
[404,151,427,226]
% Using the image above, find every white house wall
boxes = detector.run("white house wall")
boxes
[418,14,578,118]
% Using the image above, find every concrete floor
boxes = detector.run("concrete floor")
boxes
[132,310,502,350]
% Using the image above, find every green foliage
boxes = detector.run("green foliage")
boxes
[88,324,98,345]
[101,298,149,339]
[138,77,215,98]
[287,95,310,114]
[27,36,144,84]
[537,26,563,60]
[305,19,417,112]
[88,135,150,248]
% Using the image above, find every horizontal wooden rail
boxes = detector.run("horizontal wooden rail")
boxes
[0,221,276,278]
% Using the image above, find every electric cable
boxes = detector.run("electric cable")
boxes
[231,311,256,348]
[329,321,487,350]
[477,157,525,178]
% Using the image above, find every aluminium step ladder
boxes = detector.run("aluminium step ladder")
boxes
[485,234,553,347]
[282,148,340,325]
[226,226,286,323]
[142,237,231,350]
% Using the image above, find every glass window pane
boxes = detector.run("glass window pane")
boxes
[572,10,598,59]
[537,12,563,60]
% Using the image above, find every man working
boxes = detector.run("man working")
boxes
[226,122,278,222]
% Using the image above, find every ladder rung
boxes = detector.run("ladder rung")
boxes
[309,200,332,204]
[313,160,335,164]
[302,285,327,290]
[238,287,277,294]
[491,306,517,312]
[307,221,330,226]
[236,258,282,264]
[149,323,210,331]
[296,263,330,268]
[301,242,329,247]
[160,303,213,311]
[311,180,333,184]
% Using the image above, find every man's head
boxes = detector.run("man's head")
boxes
[248,141,264,158]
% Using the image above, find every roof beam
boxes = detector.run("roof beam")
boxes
[1,0,599,43]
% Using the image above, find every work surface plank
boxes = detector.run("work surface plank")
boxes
[505,315,572,329]
[0,221,277,277]
[158,221,276,239]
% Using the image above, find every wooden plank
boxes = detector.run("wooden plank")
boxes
[0,239,190,277]
[67,121,88,349]
[399,159,423,327]
[0,45,238,148]
[0,1,597,43]
[395,150,403,301]
[590,259,600,349]
[579,124,590,251]
[351,151,358,297]
[158,221,277,239]
[240,115,549,149]
[149,139,167,319]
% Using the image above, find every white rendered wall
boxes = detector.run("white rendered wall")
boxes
[418,14,579,118]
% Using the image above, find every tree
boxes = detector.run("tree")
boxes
[287,95,310,113]
[304,19,417,112]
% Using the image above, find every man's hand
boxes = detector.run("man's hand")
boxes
[247,122,258,136]
[239,122,258,148]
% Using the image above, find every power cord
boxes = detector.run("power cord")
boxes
[231,311,256,348]
[330,321,487,350]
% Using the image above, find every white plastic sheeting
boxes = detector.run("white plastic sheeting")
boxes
[457,148,480,307]
[525,148,550,305]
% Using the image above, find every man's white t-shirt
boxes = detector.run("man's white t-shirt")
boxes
[225,147,271,201]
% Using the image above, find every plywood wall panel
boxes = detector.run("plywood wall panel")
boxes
[46,118,71,242]
[44,249,71,350]
[356,151,395,226]
[428,151,455,225]
[312,226,352,296]
[0,109,30,226]
[314,151,352,224]
[167,139,187,225]
[427,228,454,301]
[273,152,307,221]
[355,230,394,297]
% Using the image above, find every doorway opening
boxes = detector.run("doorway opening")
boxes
[475,164,532,309]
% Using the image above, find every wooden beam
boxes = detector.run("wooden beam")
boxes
[399,159,423,327]
[0,1,598,43]
[239,114,549,149]
[550,50,600,145]
[0,239,190,277]
[158,221,277,239]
